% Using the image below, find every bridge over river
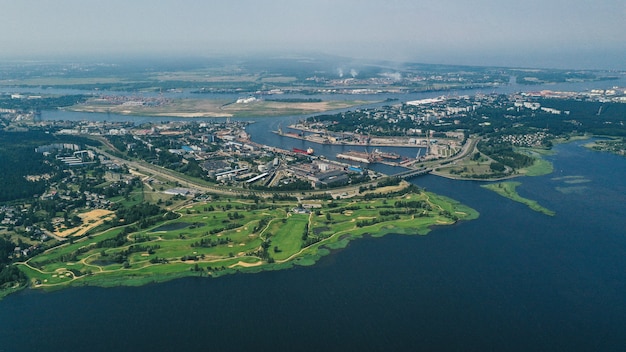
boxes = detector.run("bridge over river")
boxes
[392,167,432,179]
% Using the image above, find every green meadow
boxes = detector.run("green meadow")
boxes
[18,186,478,291]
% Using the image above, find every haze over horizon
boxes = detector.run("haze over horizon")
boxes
[1,0,625,70]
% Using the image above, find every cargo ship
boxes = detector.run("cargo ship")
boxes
[373,149,400,160]
[293,147,314,155]
[336,150,373,164]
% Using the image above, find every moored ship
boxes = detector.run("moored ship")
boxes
[293,147,314,155]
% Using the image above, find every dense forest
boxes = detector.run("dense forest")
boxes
[312,98,626,139]
[0,237,27,289]
[445,98,626,138]
[0,131,57,202]
[0,95,87,111]
[478,140,534,170]
[0,130,99,202]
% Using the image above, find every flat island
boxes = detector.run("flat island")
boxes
[482,182,555,216]
[68,96,376,118]
[17,183,478,291]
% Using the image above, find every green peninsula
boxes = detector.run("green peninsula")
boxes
[17,184,478,292]
[482,182,555,216]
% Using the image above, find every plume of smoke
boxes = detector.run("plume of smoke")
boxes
[382,72,402,81]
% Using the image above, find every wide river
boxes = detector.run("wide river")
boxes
[1,79,626,351]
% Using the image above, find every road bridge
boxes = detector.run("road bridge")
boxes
[392,168,432,179]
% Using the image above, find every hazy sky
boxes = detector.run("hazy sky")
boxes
[1,0,625,69]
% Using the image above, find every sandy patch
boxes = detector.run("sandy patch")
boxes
[228,261,263,268]
[159,112,232,118]
[129,169,146,177]
[55,209,115,238]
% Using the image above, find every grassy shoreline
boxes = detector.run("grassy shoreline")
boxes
[10,186,478,296]
[482,181,555,216]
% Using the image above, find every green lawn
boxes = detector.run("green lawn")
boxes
[16,187,479,293]
[516,148,555,176]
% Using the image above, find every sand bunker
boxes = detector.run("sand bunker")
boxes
[228,261,263,268]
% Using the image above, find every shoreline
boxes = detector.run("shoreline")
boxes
[9,186,478,298]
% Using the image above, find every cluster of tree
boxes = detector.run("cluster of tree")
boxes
[101,179,140,198]
[306,97,626,141]
[301,237,321,248]
[516,71,603,85]
[251,179,312,191]
[0,265,27,289]
[149,256,169,264]
[301,193,333,201]
[478,140,533,170]
[126,244,160,255]
[0,131,57,202]
[326,205,361,214]
[379,209,422,216]
[394,200,430,209]
[272,194,299,201]
[348,173,370,184]
[227,212,244,220]
[191,237,231,248]
[0,237,16,266]
[97,227,135,249]
[362,185,421,201]
[0,95,87,111]
[113,203,162,228]
[0,130,99,203]
[377,177,402,188]
[208,222,241,235]
[259,239,273,262]
[439,210,459,221]
[356,215,401,228]
[253,217,271,233]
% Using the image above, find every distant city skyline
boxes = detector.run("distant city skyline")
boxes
[1,0,624,70]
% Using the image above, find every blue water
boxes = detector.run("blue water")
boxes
[1,140,625,351]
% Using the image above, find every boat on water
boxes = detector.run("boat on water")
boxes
[336,150,373,164]
[293,147,314,155]
[373,149,400,159]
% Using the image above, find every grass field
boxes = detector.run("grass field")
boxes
[17,187,478,292]
[516,148,555,176]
